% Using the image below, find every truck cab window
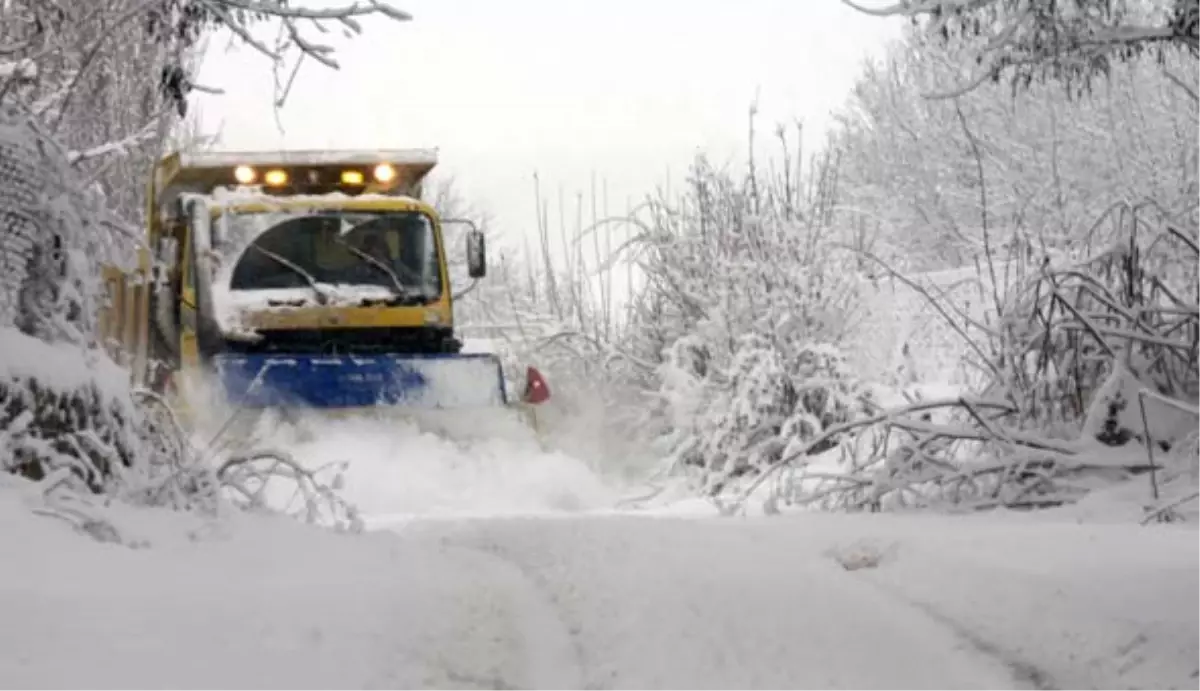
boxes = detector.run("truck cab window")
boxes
[225,210,442,299]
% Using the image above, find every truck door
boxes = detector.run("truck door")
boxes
[183,196,223,365]
[178,221,200,370]
[178,197,213,369]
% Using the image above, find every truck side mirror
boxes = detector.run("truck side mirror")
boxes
[466,229,486,279]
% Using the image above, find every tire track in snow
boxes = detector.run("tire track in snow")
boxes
[852,571,1058,690]
[436,539,587,690]
[897,594,1057,690]
[431,517,1025,689]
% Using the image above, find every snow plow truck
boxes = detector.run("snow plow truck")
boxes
[97,149,550,441]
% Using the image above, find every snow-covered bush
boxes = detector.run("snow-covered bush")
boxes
[0,338,137,494]
[622,142,881,497]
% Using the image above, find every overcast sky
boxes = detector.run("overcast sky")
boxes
[194,0,901,259]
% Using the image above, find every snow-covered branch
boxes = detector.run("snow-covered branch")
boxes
[0,58,37,83]
[213,0,411,21]
[192,0,411,72]
[67,120,162,165]
[845,0,1199,97]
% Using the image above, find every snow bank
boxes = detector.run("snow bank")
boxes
[0,326,150,493]
[0,326,130,400]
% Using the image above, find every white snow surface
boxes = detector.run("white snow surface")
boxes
[3,452,1197,690]
[0,326,131,399]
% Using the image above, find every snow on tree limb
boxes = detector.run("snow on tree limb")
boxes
[0,58,37,82]
[213,0,411,21]
[846,0,1199,97]
[846,0,1020,15]
[67,120,163,165]
[188,0,411,70]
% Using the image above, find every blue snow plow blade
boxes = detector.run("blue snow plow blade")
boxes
[212,352,509,410]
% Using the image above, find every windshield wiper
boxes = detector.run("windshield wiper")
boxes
[334,238,423,303]
[247,243,331,306]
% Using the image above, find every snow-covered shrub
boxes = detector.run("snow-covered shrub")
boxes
[673,336,876,494]
[623,144,881,496]
[773,229,1199,518]
[0,345,136,493]
[973,202,1198,514]
[774,202,1199,517]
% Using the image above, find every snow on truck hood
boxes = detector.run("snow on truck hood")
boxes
[212,285,406,336]
[223,285,400,310]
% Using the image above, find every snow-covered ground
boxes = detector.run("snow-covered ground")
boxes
[3,430,1197,690]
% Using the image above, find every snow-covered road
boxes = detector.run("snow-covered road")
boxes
[4,478,1196,690]
[4,408,1196,689]
[397,514,1198,690]
[409,517,1025,690]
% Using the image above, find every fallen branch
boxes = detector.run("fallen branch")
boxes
[1141,490,1200,525]
[217,449,362,532]
[736,396,1017,505]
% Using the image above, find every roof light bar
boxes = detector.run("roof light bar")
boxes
[179,148,439,169]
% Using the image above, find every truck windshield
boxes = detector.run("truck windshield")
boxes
[217,209,442,300]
